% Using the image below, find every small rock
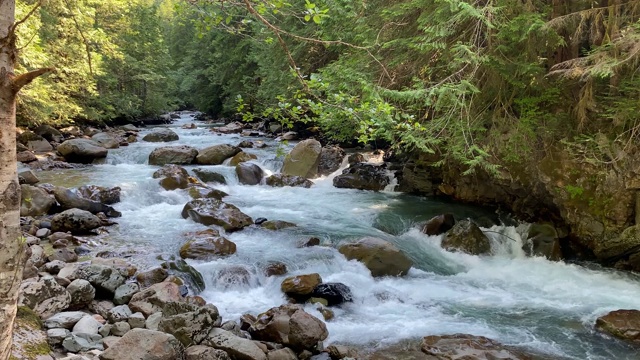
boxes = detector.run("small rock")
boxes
[108,305,132,323]
[261,220,296,231]
[185,345,232,360]
[113,283,140,305]
[48,248,78,263]
[421,214,455,236]
[111,321,131,336]
[299,237,320,248]
[128,312,146,329]
[264,263,287,277]
[62,333,103,353]
[441,220,492,255]
[72,315,102,335]
[67,279,96,310]
[281,274,322,301]
[136,267,169,288]
[47,328,71,346]
[36,228,51,238]
[310,283,353,306]
[44,311,87,329]
[146,312,163,331]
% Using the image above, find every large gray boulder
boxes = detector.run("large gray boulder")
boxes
[522,223,562,260]
[51,208,103,234]
[143,128,179,142]
[53,186,121,217]
[35,124,64,143]
[333,163,389,191]
[204,328,267,360]
[182,198,253,232]
[318,145,345,176]
[129,282,185,317]
[180,229,237,260]
[99,328,184,360]
[236,163,263,185]
[595,309,640,343]
[149,145,198,166]
[158,304,222,346]
[281,139,322,179]
[66,279,96,310]
[18,277,71,319]
[70,264,128,296]
[20,184,54,216]
[193,168,227,184]
[338,237,412,277]
[17,130,53,153]
[92,132,120,149]
[57,139,108,163]
[196,144,241,165]
[43,311,86,329]
[249,304,328,351]
[441,220,492,255]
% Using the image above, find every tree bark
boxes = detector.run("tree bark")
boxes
[0,1,51,359]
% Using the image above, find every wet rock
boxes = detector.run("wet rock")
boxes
[310,283,353,306]
[281,274,322,300]
[236,163,264,185]
[18,277,71,319]
[326,345,359,360]
[129,282,185,317]
[213,265,254,289]
[149,145,198,166]
[20,184,55,216]
[77,185,121,205]
[182,198,253,232]
[249,304,328,351]
[193,168,227,184]
[299,237,320,247]
[153,164,190,190]
[114,283,140,305]
[230,151,258,166]
[261,220,296,231]
[281,131,298,140]
[180,231,237,260]
[595,224,640,261]
[54,186,121,217]
[19,169,40,185]
[421,214,455,236]
[121,124,139,132]
[204,328,267,360]
[51,209,103,234]
[62,332,103,353]
[421,334,531,359]
[57,139,108,163]
[441,220,492,255]
[318,146,345,176]
[596,309,640,343]
[161,259,206,294]
[44,311,86,329]
[281,139,322,179]
[188,186,228,200]
[99,328,184,360]
[238,140,254,148]
[185,345,232,360]
[265,174,313,188]
[136,267,169,288]
[17,150,37,163]
[213,121,245,134]
[143,128,180,142]
[339,237,412,277]
[196,144,242,165]
[67,279,96,310]
[92,132,120,149]
[264,263,288,277]
[522,223,562,260]
[333,163,389,191]
[158,304,222,346]
[70,264,128,296]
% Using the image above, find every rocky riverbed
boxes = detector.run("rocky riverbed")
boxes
[11,112,640,360]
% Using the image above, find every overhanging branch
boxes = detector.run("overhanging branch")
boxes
[11,67,54,93]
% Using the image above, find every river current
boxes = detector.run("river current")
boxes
[34,114,640,359]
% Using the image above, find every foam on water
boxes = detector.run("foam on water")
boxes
[36,114,640,360]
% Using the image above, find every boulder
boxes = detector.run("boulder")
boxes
[47,328,70,346]
[57,139,108,163]
[188,186,228,200]
[264,263,288,277]
[204,328,267,360]
[310,283,353,306]
[18,277,71,319]
[237,140,254,148]
[196,144,242,165]
[261,220,296,231]
[281,274,322,300]
[121,124,139,132]
[441,220,492,255]
[129,312,146,328]
[421,334,531,359]
[91,258,138,277]
[149,145,198,166]
[158,304,222,346]
[595,309,640,343]
[180,232,237,260]
[108,305,132,323]
[18,170,40,185]
[338,237,412,277]
[18,131,53,153]
[53,186,121,217]
[35,124,64,143]
[77,185,121,205]
[66,279,96,310]
[99,328,184,360]
[114,283,140,305]
[60,126,84,137]
[230,152,258,166]
[595,224,640,261]
[17,150,37,163]
[72,315,102,335]
[265,174,313,188]
[70,264,128,296]
[249,305,328,351]
[267,348,297,360]
[182,198,253,232]
[161,259,206,294]
[318,146,345,176]
[129,282,184,317]
[212,265,254,289]
[281,139,322,179]
[193,169,227,184]
[522,223,562,260]
[48,248,78,263]
[214,122,245,134]
[44,311,86,329]
[92,132,120,149]
[136,267,169,288]
[20,184,54,216]
[143,128,180,142]
[62,332,103,352]
[236,163,264,185]
[153,164,190,190]
[51,209,103,234]
[333,163,389,191]
[421,214,455,236]
[185,346,232,360]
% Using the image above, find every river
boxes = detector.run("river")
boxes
[34,113,640,359]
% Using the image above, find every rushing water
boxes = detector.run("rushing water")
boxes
[35,114,640,359]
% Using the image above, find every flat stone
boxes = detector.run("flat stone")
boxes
[44,311,86,329]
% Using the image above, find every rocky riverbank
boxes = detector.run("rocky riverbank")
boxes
[10,112,640,359]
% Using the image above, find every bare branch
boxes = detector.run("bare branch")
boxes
[11,67,54,93]
[9,0,43,37]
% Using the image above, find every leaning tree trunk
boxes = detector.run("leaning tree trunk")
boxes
[0,1,52,359]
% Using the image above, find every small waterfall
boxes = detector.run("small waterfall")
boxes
[482,225,527,258]
[383,169,398,192]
